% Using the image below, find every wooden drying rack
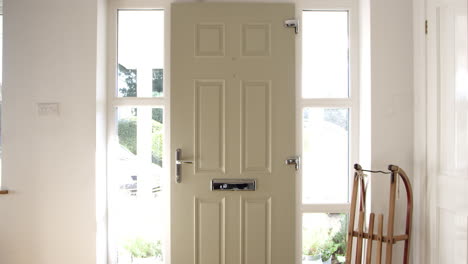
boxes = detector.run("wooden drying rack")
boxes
[345,164,413,264]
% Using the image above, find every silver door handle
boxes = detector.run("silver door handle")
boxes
[176,148,194,183]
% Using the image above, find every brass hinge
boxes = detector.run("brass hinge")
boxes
[425,20,428,35]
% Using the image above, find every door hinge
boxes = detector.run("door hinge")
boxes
[284,19,299,34]
[425,20,428,35]
[285,156,300,171]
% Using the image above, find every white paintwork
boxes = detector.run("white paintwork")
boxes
[426,0,468,262]
[294,1,360,263]
[0,0,418,264]
[412,0,428,262]
[0,1,107,264]
[366,0,414,261]
[106,2,172,264]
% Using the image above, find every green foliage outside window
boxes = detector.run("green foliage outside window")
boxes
[118,64,163,97]
[117,64,164,167]
[152,69,163,97]
[118,114,163,167]
[124,238,162,259]
[118,64,137,97]
[118,116,137,155]
[151,120,163,166]
[303,214,347,263]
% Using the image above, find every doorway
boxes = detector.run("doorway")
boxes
[107,2,359,264]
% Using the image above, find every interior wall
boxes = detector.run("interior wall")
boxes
[0,0,414,263]
[0,0,106,264]
[368,0,414,260]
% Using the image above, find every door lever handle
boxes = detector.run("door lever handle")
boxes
[176,148,194,183]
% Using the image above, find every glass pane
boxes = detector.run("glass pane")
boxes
[111,107,165,264]
[302,108,349,203]
[118,10,164,97]
[302,11,349,98]
[302,213,348,264]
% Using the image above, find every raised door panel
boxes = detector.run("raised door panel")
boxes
[194,80,226,174]
[241,198,271,264]
[241,81,271,174]
[195,198,226,264]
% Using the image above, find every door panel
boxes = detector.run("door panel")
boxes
[171,3,296,264]
[241,198,271,264]
[194,198,226,264]
[241,80,271,173]
[427,0,468,262]
[194,80,226,174]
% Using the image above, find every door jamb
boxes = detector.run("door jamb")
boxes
[412,0,428,262]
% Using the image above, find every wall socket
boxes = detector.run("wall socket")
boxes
[38,103,60,116]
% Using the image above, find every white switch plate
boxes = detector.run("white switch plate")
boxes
[38,103,60,116]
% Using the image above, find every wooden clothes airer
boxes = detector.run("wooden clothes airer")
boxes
[345,164,413,264]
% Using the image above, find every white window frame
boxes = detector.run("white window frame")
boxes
[295,0,360,263]
[106,1,172,263]
[105,1,360,264]
[0,12,3,188]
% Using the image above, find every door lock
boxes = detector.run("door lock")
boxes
[285,156,300,171]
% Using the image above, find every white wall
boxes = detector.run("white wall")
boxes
[366,0,414,260]
[0,0,106,264]
[0,0,414,263]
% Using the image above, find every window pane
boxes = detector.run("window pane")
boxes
[302,11,349,98]
[302,213,348,264]
[118,10,164,97]
[111,107,165,264]
[302,108,349,203]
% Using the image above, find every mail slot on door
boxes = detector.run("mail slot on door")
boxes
[211,179,256,191]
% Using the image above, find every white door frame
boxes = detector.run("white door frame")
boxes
[106,1,172,263]
[105,1,360,264]
[294,0,360,263]
[412,0,431,262]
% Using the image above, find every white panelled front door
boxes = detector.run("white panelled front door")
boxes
[171,3,296,264]
[427,0,468,262]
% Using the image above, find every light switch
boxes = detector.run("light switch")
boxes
[38,103,60,116]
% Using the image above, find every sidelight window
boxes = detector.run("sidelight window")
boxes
[109,9,168,264]
[299,9,356,264]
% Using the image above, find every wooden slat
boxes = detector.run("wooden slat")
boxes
[355,211,365,263]
[351,232,408,242]
[0,190,8,195]
[398,168,413,264]
[366,213,375,264]
[376,214,384,264]
[345,173,360,263]
[360,177,366,211]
